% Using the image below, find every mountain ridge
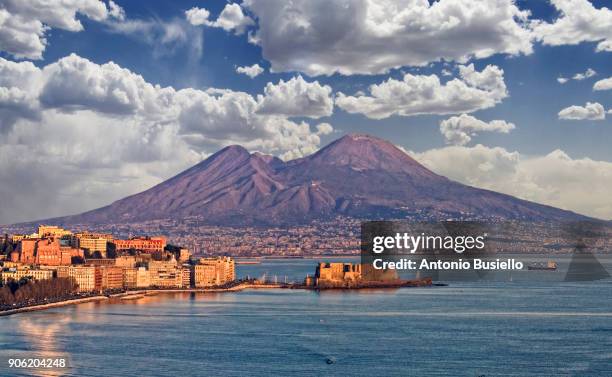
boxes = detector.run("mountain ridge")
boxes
[31,133,592,226]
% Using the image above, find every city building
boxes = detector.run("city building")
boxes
[191,256,235,287]
[72,233,112,257]
[38,225,72,238]
[112,237,166,253]
[99,266,124,290]
[315,262,362,286]
[148,259,182,288]
[57,266,99,292]
[0,267,54,283]
[115,256,136,268]
[180,267,191,288]
[14,238,83,266]
[135,267,150,288]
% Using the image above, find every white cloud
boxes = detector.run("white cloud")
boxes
[185,7,211,26]
[315,122,333,135]
[412,144,612,219]
[243,0,533,75]
[236,63,264,78]
[0,54,334,223]
[558,68,598,84]
[257,76,334,119]
[439,114,515,146]
[593,77,612,91]
[0,0,120,59]
[558,102,606,120]
[572,68,596,80]
[0,57,42,131]
[108,0,125,21]
[185,4,254,35]
[335,64,507,119]
[532,0,612,52]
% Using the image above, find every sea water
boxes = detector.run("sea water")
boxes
[1,257,611,376]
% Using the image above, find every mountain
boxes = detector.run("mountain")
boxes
[50,133,588,226]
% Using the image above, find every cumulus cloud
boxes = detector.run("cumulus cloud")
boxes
[532,0,612,52]
[412,144,612,220]
[0,54,334,223]
[335,64,507,119]
[236,63,264,78]
[256,76,334,119]
[315,122,333,135]
[0,0,121,60]
[185,4,254,35]
[439,114,515,146]
[243,0,533,75]
[558,102,606,120]
[593,77,612,91]
[557,77,569,84]
[185,7,211,26]
[0,57,42,131]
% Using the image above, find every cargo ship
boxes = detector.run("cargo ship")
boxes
[527,260,557,271]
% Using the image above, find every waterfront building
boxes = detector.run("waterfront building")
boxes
[148,259,182,288]
[135,267,150,288]
[0,267,53,283]
[99,266,124,290]
[191,256,235,287]
[57,266,98,292]
[314,262,361,286]
[181,267,191,288]
[122,267,137,288]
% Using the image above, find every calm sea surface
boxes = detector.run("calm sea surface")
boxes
[1,256,611,377]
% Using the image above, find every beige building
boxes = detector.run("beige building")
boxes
[57,266,98,292]
[148,259,182,288]
[314,262,362,287]
[0,268,53,283]
[181,267,191,288]
[136,267,150,288]
[72,233,111,257]
[115,255,136,268]
[100,266,123,290]
[178,248,192,263]
[122,267,137,288]
[122,266,151,288]
[191,256,235,288]
[38,225,72,238]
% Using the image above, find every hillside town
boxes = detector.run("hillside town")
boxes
[0,225,237,308]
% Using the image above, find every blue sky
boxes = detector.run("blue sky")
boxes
[0,0,611,222]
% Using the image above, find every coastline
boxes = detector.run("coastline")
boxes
[0,295,109,317]
[0,282,289,317]
[0,278,436,316]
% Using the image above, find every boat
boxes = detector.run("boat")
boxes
[527,260,557,271]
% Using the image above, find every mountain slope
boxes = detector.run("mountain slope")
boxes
[53,133,589,226]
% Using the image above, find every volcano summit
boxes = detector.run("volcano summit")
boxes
[49,134,587,226]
